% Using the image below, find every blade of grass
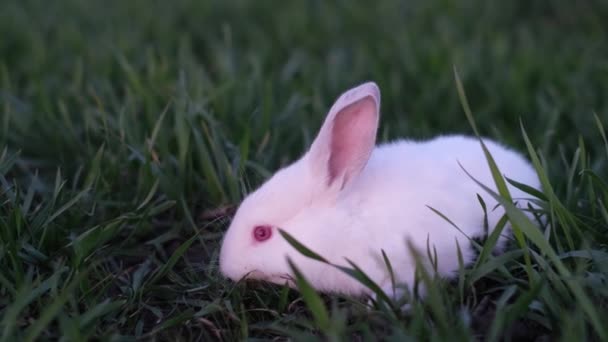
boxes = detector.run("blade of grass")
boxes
[454,66,533,280]
[146,232,199,286]
[23,270,89,342]
[286,258,331,335]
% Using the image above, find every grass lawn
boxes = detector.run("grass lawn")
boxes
[1,0,608,340]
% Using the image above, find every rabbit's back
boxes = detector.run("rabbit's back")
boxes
[337,134,540,279]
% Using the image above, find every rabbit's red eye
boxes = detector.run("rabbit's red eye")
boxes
[253,225,272,242]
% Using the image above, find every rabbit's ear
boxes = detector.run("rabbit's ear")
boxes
[308,82,380,190]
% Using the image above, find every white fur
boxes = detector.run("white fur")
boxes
[219,81,541,298]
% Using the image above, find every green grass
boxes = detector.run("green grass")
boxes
[1,0,608,340]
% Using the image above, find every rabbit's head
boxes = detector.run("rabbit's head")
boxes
[219,82,380,285]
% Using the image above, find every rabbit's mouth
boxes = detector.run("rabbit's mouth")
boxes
[246,270,295,287]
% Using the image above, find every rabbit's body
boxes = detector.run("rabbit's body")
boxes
[219,82,541,298]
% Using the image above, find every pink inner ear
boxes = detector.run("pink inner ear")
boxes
[328,96,377,187]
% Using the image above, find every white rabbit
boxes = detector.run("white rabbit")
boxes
[219,81,541,299]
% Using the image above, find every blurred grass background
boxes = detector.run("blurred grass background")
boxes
[1,0,607,340]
